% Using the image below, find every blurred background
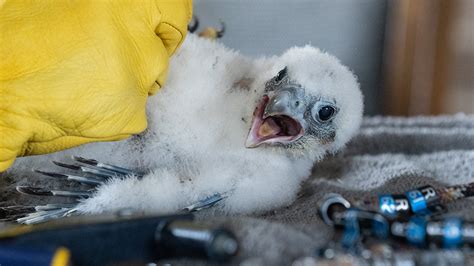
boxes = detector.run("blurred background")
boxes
[193,0,473,116]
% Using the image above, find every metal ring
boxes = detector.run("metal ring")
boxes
[319,193,351,226]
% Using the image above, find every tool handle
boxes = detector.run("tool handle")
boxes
[0,246,71,266]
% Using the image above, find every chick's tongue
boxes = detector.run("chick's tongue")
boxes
[258,117,281,137]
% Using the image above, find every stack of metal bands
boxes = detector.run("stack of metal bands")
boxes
[313,182,474,265]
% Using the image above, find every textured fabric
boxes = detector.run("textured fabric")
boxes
[0,115,473,265]
[195,114,474,265]
[0,0,192,171]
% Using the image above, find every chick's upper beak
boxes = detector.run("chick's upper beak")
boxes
[264,90,294,118]
[264,85,307,122]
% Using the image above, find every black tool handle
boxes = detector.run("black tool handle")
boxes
[1,213,193,266]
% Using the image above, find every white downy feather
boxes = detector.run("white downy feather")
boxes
[9,35,363,215]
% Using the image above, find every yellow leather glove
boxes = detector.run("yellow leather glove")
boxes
[0,0,192,171]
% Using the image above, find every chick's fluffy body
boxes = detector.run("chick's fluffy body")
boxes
[9,35,363,215]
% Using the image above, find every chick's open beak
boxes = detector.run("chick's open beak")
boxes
[246,91,304,148]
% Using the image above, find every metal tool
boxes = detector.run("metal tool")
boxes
[156,219,239,262]
[356,183,473,219]
[0,213,239,265]
[391,216,474,248]
[319,182,474,224]
[318,190,474,249]
[308,244,469,266]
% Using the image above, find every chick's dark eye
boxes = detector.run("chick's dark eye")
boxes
[318,106,335,121]
[275,67,287,82]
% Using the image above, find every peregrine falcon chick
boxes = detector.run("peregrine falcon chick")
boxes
[7,34,363,216]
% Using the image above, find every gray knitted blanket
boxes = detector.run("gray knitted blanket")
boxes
[1,115,473,265]
[195,114,474,265]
